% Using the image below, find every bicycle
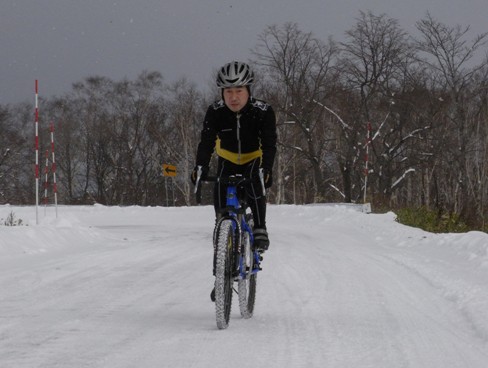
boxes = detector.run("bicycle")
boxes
[195,166,265,329]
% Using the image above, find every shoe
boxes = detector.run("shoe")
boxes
[253,227,270,252]
[210,287,216,302]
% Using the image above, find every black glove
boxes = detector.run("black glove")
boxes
[262,168,273,188]
[191,165,208,185]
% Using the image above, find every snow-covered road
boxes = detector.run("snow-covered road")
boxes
[1,204,487,367]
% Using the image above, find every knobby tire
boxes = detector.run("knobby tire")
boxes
[238,229,257,318]
[214,220,235,329]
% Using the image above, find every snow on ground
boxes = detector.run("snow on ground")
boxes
[0,204,487,367]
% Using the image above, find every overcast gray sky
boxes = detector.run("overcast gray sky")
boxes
[1,0,487,104]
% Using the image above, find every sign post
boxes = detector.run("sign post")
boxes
[162,164,177,206]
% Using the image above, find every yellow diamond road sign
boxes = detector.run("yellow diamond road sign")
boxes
[162,164,177,177]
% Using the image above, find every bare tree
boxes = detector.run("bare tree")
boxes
[253,22,338,202]
[160,78,204,205]
[42,97,84,204]
[336,11,429,207]
[106,72,166,205]
[415,12,488,222]
[0,105,31,204]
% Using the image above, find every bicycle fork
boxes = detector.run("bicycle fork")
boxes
[239,220,262,278]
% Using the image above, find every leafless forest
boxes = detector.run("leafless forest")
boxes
[2,12,488,228]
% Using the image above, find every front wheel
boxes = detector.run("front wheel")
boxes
[214,220,236,329]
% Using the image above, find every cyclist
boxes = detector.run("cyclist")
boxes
[191,61,277,252]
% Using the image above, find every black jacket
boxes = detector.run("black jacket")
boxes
[196,97,277,171]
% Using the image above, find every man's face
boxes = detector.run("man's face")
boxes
[223,86,249,113]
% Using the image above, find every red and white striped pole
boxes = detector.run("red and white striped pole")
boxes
[43,149,50,213]
[50,122,58,217]
[363,122,372,203]
[35,80,39,224]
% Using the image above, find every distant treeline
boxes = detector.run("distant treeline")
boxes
[1,12,487,229]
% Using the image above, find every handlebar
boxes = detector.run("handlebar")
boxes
[199,175,252,185]
[194,166,266,203]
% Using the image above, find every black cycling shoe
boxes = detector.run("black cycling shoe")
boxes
[210,287,216,302]
[253,227,270,252]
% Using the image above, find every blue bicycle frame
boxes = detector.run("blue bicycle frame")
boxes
[223,180,261,277]
[196,170,263,327]
[194,169,264,277]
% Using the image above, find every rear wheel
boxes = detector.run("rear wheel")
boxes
[238,229,257,318]
[214,220,235,329]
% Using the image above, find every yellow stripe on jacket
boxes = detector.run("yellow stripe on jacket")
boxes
[215,138,262,165]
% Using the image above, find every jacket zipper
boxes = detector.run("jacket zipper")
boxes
[236,113,242,164]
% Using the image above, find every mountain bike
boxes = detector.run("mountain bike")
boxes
[195,167,265,329]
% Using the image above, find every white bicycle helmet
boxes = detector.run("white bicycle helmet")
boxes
[216,61,254,88]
